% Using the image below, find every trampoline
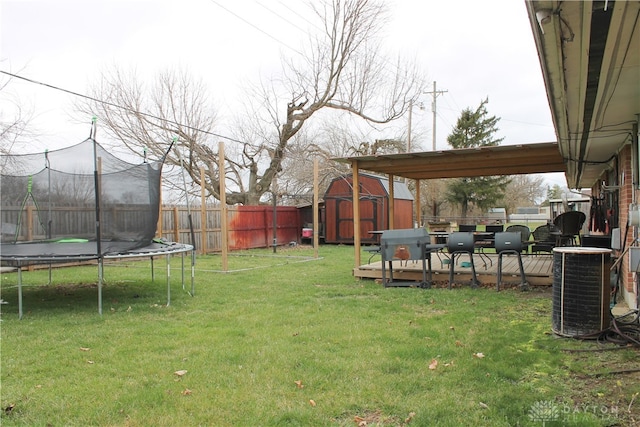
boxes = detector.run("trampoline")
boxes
[1,127,196,318]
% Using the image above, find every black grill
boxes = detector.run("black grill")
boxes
[380,228,440,288]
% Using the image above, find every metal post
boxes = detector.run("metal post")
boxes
[272,191,277,253]
[166,254,171,307]
[98,258,103,315]
[18,267,23,320]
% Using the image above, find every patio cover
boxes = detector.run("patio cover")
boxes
[332,142,567,266]
[332,142,566,180]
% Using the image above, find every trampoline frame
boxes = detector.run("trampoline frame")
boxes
[1,242,194,319]
[2,130,196,319]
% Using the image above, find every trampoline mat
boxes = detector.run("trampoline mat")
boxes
[0,240,192,266]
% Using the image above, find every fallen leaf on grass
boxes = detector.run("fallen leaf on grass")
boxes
[405,411,416,423]
[309,399,316,407]
[87,360,94,364]
[479,402,489,409]
[473,352,485,358]
[4,404,15,415]
[174,370,188,377]
[79,347,90,352]
[428,359,438,370]
[455,340,463,347]
[181,388,192,396]
[294,380,304,389]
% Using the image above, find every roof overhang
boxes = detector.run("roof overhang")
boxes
[333,142,566,180]
[526,1,640,188]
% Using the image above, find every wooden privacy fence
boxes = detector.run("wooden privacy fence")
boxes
[159,205,302,254]
[3,205,303,254]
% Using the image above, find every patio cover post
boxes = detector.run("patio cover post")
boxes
[388,174,395,230]
[415,179,421,227]
[352,161,361,267]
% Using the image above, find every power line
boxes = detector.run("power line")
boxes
[256,0,308,33]
[275,0,323,32]
[0,70,247,145]
[209,0,420,92]
[207,0,304,56]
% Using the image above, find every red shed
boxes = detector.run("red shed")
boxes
[323,173,414,244]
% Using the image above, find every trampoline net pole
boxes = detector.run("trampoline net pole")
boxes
[178,146,197,297]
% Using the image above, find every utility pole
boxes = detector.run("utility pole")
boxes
[407,99,424,153]
[425,81,447,151]
[407,99,413,153]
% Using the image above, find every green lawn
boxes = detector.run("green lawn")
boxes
[1,246,638,426]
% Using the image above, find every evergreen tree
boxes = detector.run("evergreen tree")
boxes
[445,98,510,218]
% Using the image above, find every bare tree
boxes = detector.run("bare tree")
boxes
[0,71,35,156]
[78,0,426,205]
[502,174,546,215]
[418,179,450,221]
[75,67,218,199]
[276,117,402,205]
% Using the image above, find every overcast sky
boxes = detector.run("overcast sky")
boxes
[0,0,565,187]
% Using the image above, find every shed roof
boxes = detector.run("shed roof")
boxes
[326,173,414,200]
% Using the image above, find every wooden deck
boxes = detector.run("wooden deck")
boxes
[354,252,554,287]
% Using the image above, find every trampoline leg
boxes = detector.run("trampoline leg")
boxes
[166,254,171,307]
[190,249,195,297]
[181,252,185,291]
[151,256,155,282]
[18,267,23,320]
[98,259,103,315]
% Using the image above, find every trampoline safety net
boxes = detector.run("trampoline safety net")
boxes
[1,138,164,262]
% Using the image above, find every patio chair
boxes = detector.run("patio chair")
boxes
[495,232,528,291]
[531,223,557,255]
[364,245,381,264]
[447,232,479,289]
[553,211,586,246]
[474,224,503,268]
[505,224,531,253]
